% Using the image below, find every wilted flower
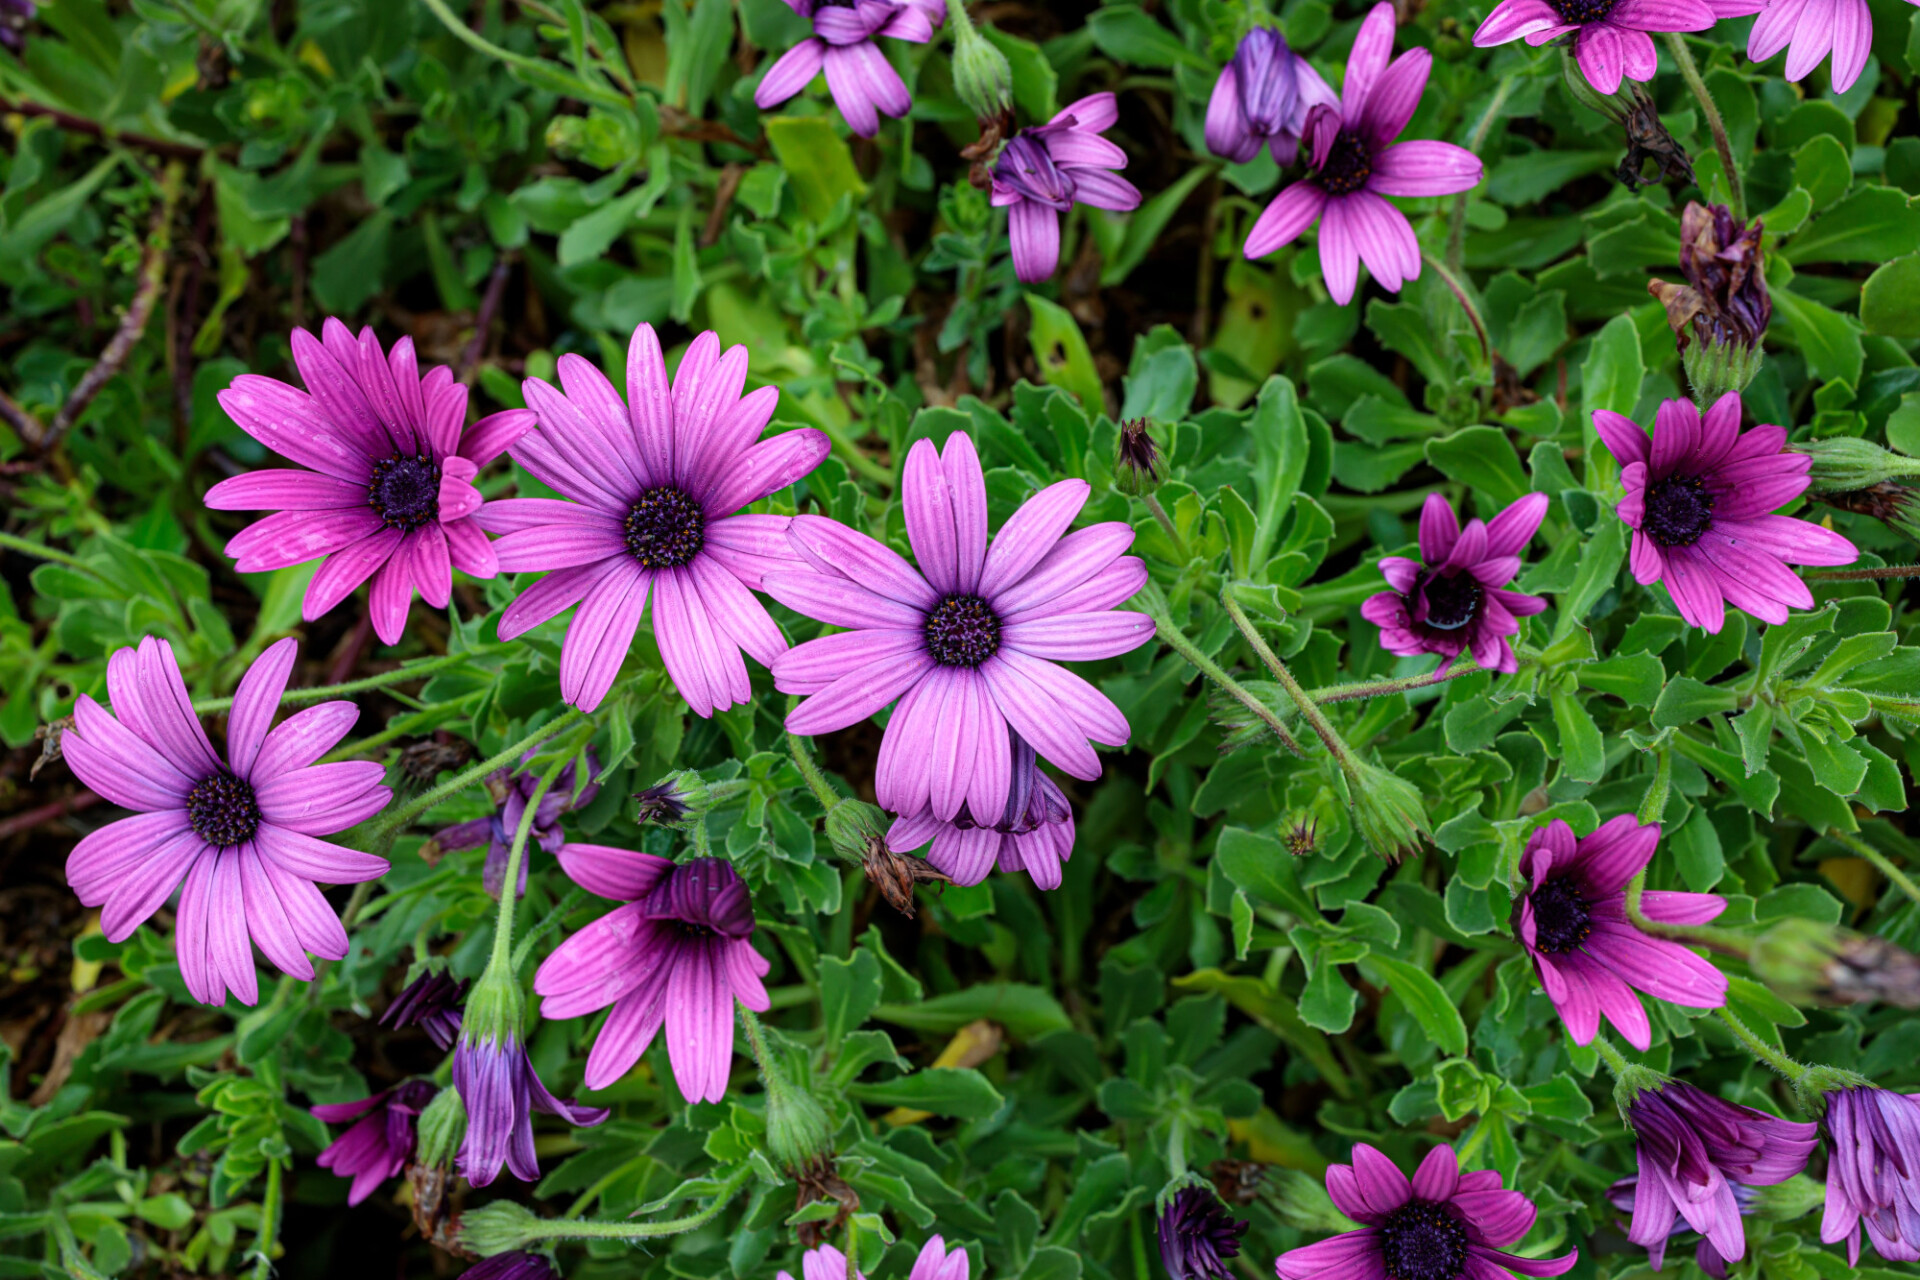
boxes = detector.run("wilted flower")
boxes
[1752,917,1920,1008]
[379,968,469,1050]
[1818,1085,1920,1263]
[886,730,1076,889]
[1284,816,1320,857]
[633,770,710,826]
[753,0,946,138]
[1158,1186,1249,1280]
[1648,203,1771,401]
[1609,83,1697,191]
[1115,419,1165,497]
[429,749,600,898]
[991,94,1142,283]
[0,0,34,50]
[1474,0,1718,95]
[313,1080,438,1205]
[1204,28,1335,163]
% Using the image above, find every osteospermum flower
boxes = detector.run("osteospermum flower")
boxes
[1244,4,1483,305]
[313,1080,438,1206]
[460,1253,560,1280]
[208,319,535,645]
[1819,1086,1920,1263]
[753,0,944,137]
[767,431,1153,830]
[778,1237,970,1280]
[474,323,829,715]
[1609,1177,1756,1278]
[1514,816,1728,1050]
[534,853,770,1101]
[1275,1143,1577,1280]
[991,94,1142,283]
[1473,0,1718,95]
[1360,492,1549,675]
[885,730,1076,889]
[1593,393,1858,634]
[379,969,469,1050]
[1159,1186,1250,1280]
[428,748,601,898]
[1747,0,1902,94]
[1204,27,1336,163]
[61,636,390,1007]
[453,1022,609,1187]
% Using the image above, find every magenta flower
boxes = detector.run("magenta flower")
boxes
[766,431,1153,830]
[1623,1080,1817,1271]
[1244,4,1483,305]
[473,323,829,715]
[1747,0,1896,93]
[461,1256,558,1280]
[60,636,390,1007]
[885,730,1075,889]
[534,853,770,1101]
[1159,1186,1249,1280]
[1593,393,1857,634]
[779,1237,970,1280]
[753,0,944,137]
[380,969,468,1050]
[991,94,1142,283]
[312,1080,438,1206]
[1275,1143,1577,1280]
[1360,492,1549,676]
[1609,1177,1755,1278]
[453,1029,609,1187]
[1205,28,1339,163]
[1515,816,1727,1050]
[208,319,534,646]
[430,748,601,898]
[1473,0,1718,95]
[1820,1086,1920,1263]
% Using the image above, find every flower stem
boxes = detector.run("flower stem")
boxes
[1144,494,1191,562]
[1717,1006,1811,1092]
[1662,33,1743,219]
[943,0,977,36]
[788,728,846,809]
[1637,747,1671,826]
[1307,662,1482,706]
[1152,612,1306,757]
[249,1156,283,1280]
[195,651,475,714]
[372,707,587,840]
[0,530,95,573]
[1219,589,1351,768]
[1806,564,1920,580]
[490,754,568,972]
[415,0,628,109]
[1420,252,1492,369]
[1446,72,1517,274]
[512,885,588,974]
[1827,829,1920,909]
[521,1164,756,1243]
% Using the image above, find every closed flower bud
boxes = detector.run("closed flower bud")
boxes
[413,1085,468,1171]
[1340,758,1430,863]
[824,798,890,865]
[1115,418,1165,497]
[457,1201,545,1259]
[1752,917,1920,1008]
[764,1071,835,1172]
[634,770,710,826]
[949,8,1013,124]
[1794,437,1920,495]
[1262,1167,1357,1235]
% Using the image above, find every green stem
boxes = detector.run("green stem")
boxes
[197,651,474,714]
[1308,662,1483,706]
[788,728,846,809]
[373,708,586,839]
[1806,564,1920,580]
[1446,73,1518,274]
[1220,590,1351,768]
[1662,33,1743,219]
[250,1157,283,1280]
[415,0,629,109]
[1144,494,1191,562]
[512,885,588,974]
[1623,870,1753,958]
[1717,1007,1811,1090]
[0,530,95,573]
[520,1165,755,1243]
[1637,747,1671,825]
[490,755,568,972]
[1152,614,1307,756]
[1130,1213,1151,1280]
[1420,251,1491,369]
[1827,830,1920,909]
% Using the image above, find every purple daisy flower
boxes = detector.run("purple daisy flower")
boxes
[753,0,944,138]
[534,854,771,1102]
[1275,1143,1577,1280]
[991,94,1143,283]
[207,319,535,646]
[379,969,469,1050]
[1746,0,1905,93]
[1159,1186,1250,1280]
[1472,0,1719,95]
[313,1079,438,1206]
[779,1236,970,1280]
[885,729,1075,889]
[766,431,1153,831]
[453,1029,610,1187]
[1593,392,1858,635]
[473,324,830,716]
[1359,493,1549,676]
[1243,4,1483,306]
[1609,1177,1756,1278]
[1621,1081,1817,1271]
[60,636,390,1007]
[1820,1086,1920,1263]
[461,1253,560,1280]
[1514,816,1728,1051]
[1204,28,1339,164]
[430,748,601,898]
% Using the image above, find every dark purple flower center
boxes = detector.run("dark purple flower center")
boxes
[925,594,1001,668]
[368,454,443,532]
[1549,0,1620,23]
[1318,129,1373,197]
[624,486,706,569]
[1379,1200,1469,1280]
[1529,875,1593,954]
[188,771,261,848]
[1413,570,1481,631]
[1643,474,1715,548]
[994,135,1077,210]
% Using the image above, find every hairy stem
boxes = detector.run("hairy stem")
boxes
[1220,590,1350,768]
[1420,251,1492,369]
[1662,33,1743,218]
[490,755,567,972]
[522,1165,755,1242]
[1307,662,1483,706]
[512,885,588,974]
[1623,869,1753,958]
[788,727,848,809]
[195,651,475,714]
[1806,564,1920,581]
[1145,494,1191,562]
[1716,1007,1810,1091]
[1153,614,1306,757]
[373,708,587,839]
[0,530,95,573]
[1447,73,1518,274]
[1827,829,1920,909]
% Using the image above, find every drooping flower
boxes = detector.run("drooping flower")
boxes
[766,431,1153,831]
[778,1236,971,1280]
[752,0,945,138]
[1204,28,1334,163]
[1159,1186,1250,1280]
[428,748,601,897]
[473,324,830,715]
[208,319,535,645]
[1359,492,1549,675]
[991,94,1142,283]
[1244,4,1483,305]
[313,1080,439,1205]
[534,853,770,1101]
[1514,816,1728,1050]
[1747,0,1898,94]
[379,969,469,1050]
[452,975,609,1187]
[1619,1080,1818,1271]
[885,730,1075,889]
[1649,203,1771,402]
[1592,393,1858,634]
[1473,0,1718,95]
[1274,1143,1577,1280]
[460,1253,560,1280]
[1608,1177,1755,1278]
[60,636,390,1007]
[1819,1086,1920,1263]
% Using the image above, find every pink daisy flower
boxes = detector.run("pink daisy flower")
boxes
[207,319,535,646]
[1747,0,1905,93]
[1592,392,1857,634]
[60,636,391,1006]
[312,1080,438,1206]
[885,729,1076,889]
[765,431,1153,831]
[1515,816,1728,1051]
[991,94,1143,284]
[1473,0,1720,95]
[473,323,830,715]
[779,1236,971,1280]
[1244,3,1484,305]
[753,0,945,138]
[1204,27,1338,164]
[1821,1086,1920,1263]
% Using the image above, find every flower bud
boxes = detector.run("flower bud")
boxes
[1751,917,1920,1008]
[1675,333,1766,404]
[1262,1168,1357,1235]
[824,798,890,865]
[634,770,710,826]
[764,1067,835,1173]
[1747,1173,1826,1223]
[413,1085,468,1170]
[460,961,526,1048]
[1794,437,1920,494]
[457,1201,545,1259]
[949,8,1013,124]
[1339,758,1430,863]
[1115,418,1165,497]
[544,111,636,170]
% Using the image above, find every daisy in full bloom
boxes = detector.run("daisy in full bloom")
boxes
[313,1080,438,1205]
[534,852,770,1101]
[60,636,390,1007]
[753,0,945,137]
[885,729,1076,889]
[766,431,1154,832]
[1592,392,1857,634]
[1204,27,1338,163]
[1274,1142,1577,1280]
[779,1236,971,1280]
[474,323,830,715]
[992,94,1142,283]
[1514,816,1728,1050]
[1818,1085,1920,1263]
[1360,492,1549,675]
[1747,0,1908,94]
[1472,0,1722,96]
[208,319,535,646]
[1244,4,1483,305]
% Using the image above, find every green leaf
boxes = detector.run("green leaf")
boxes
[1550,692,1606,782]
[845,1068,1004,1119]
[1424,426,1531,508]
[1366,956,1468,1057]
[1785,186,1920,264]
[1025,294,1106,412]
[1861,254,1920,339]
[1101,164,1211,287]
[764,117,867,223]
[1214,826,1320,919]
[1247,376,1309,575]
[1651,676,1741,728]
[309,209,392,315]
[820,949,883,1045]
[1770,284,1865,386]
[873,984,1071,1041]
[982,27,1057,122]
[1087,5,1208,68]
[1578,653,1665,706]
[1792,134,1853,209]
